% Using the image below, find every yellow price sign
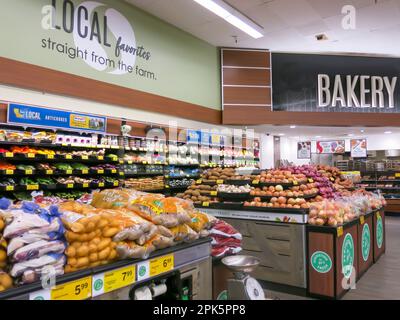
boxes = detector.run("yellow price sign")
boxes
[395,173,400,178]
[113,181,119,187]
[81,169,89,174]
[111,169,117,173]
[83,183,89,188]
[111,145,120,149]
[51,276,92,300]
[308,178,314,183]
[25,170,33,175]
[119,172,125,176]
[196,179,202,184]
[202,202,210,207]
[142,161,148,164]
[293,181,299,186]
[330,177,335,182]
[101,265,136,295]
[127,161,133,165]
[6,186,14,191]
[252,180,260,185]
[66,170,73,175]
[81,155,89,160]
[98,182,105,187]
[46,170,54,175]
[65,155,72,160]
[216,180,224,184]
[5,170,14,175]
[47,154,54,159]
[360,216,365,225]
[27,153,35,158]
[149,254,174,277]
[337,226,344,237]
[5,152,13,158]
[97,170,104,174]
[67,184,74,189]
[27,185,39,191]
[98,156,104,160]
[210,191,217,196]
[165,185,170,189]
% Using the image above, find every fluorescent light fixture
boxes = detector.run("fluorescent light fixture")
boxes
[347,134,354,137]
[290,125,297,129]
[278,133,285,136]
[192,0,264,39]
[315,136,322,138]
[384,131,392,134]
[360,129,365,133]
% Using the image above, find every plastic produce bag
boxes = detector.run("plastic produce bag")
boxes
[11,240,66,262]
[10,253,66,278]
[115,241,155,260]
[90,189,144,209]
[169,224,199,243]
[188,211,217,232]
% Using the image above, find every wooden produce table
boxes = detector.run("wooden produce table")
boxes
[307,209,385,299]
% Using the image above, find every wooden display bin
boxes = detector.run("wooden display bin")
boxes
[212,258,234,300]
[307,220,359,299]
[357,212,374,279]
[373,209,386,262]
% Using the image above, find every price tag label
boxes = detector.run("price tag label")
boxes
[210,191,217,196]
[81,169,89,174]
[252,180,260,185]
[98,156,104,160]
[119,172,125,176]
[5,170,13,175]
[25,170,33,175]
[111,145,120,149]
[65,155,72,160]
[216,180,224,184]
[196,179,202,184]
[27,185,39,191]
[97,169,104,174]
[47,154,54,159]
[67,184,74,189]
[81,155,89,160]
[127,161,133,165]
[66,170,73,175]
[111,169,117,174]
[396,173,400,178]
[142,161,148,164]
[83,183,89,188]
[92,265,135,297]
[293,181,298,186]
[360,216,365,225]
[330,177,335,181]
[51,276,92,300]
[165,185,170,189]
[202,202,210,207]
[5,152,13,158]
[46,170,54,175]
[98,182,105,187]
[149,254,174,277]
[113,181,119,187]
[62,143,69,147]
[6,186,14,191]
[308,178,314,183]
[27,153,35,158]
[337,226,344,237]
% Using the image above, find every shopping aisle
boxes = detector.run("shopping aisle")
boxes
[266,216,400,300]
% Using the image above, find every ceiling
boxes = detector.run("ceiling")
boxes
[125,0,400,56]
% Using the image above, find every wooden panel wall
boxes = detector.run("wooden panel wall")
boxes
[221,48,272,116]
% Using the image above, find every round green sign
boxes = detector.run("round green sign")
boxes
[342,233,354,279]
[377,216,384,249]
[94,279,103,291]
[217,290,228,300]
[362,223,371,262]
[34,296,45,300]
[139,265,147,277]
[311,251,332,273]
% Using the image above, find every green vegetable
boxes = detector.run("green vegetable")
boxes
[55,163,73,170]
[71,163,89,170]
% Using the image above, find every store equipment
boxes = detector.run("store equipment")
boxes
[222,255,265,300]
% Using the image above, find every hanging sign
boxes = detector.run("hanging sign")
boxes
[200,131,211,145]
[8,104,106,133]
[316,140,345,154]
[186,130,200,144]
[350,139,367,158]
[297,141,311,159]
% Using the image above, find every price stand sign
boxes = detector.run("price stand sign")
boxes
[136,254,175,282]
[30,277,92,300]
[92,265,136,297]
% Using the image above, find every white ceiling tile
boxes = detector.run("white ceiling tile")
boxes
[355,0,400,30]
[296,20,331,36]
[225,0,267,11]
[307,0,354,18]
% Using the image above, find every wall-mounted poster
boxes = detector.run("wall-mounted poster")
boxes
[351,139,367,158]
[316,140,345,154]
[297,141,311,159]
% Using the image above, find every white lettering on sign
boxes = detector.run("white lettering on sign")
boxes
[317,74,397,109]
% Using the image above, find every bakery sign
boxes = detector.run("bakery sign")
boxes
[272,53,400,113]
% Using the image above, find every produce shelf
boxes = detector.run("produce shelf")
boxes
[0,153,117,162]
[224,179,252,186]
[217,192,251,201]
[249,192,319,201]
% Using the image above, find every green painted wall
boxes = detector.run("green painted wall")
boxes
[0,0,221,110]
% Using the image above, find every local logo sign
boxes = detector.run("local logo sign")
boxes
[377,216,384,249]
[342,233,354,279]
[361,223,371,262]
[41,0,155,78]
[311,251,332,273]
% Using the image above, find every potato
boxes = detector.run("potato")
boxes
[89,252,98,263]
[88,243,97,254]
[108,249,117,260]
[78,233,89,242]
[90,237,101,245]
[102,227,120,238]
[97,219,109,229]
[71,241,82,249]
[0,274,12,289]
[0,219,4,231]
[85,221,96,233]
[0,249,6,262]
[76,257,89,268]
[69,258,78,267]
[70,222,85,233]
[0,261,6,269]
[86,231,96,242]
[65,246,76,258]
[98,247,111,260]
[64,265,76,274]
[77,245,89,257]
[97,238,111,251]
[0,285,5,292]
[65,231,79,242]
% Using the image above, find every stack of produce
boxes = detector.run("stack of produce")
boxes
[178,184,218,204]
[1,200,66,284]
[256,170,307,184]
[201,167,236,182]
[209,220,242,258]
[59,202,119,273]
[123,176,164,191]
[0,211,13,292]
[0,162,16,171]
[217,184,251,194]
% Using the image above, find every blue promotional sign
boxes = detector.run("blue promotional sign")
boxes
[200,131,211,145]
[187,130,200,144]
[7,104,107,133]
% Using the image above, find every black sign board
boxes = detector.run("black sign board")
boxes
[272,53,400,113]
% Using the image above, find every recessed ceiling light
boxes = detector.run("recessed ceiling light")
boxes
[315,136,322,138]
[384,131,392,134]
[278,133,285,136]
[192,0,264,39]
[360,129,365,133]
[348,134,354,137]
[290,125,296,129]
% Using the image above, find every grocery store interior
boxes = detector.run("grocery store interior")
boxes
[0,0,399,301]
